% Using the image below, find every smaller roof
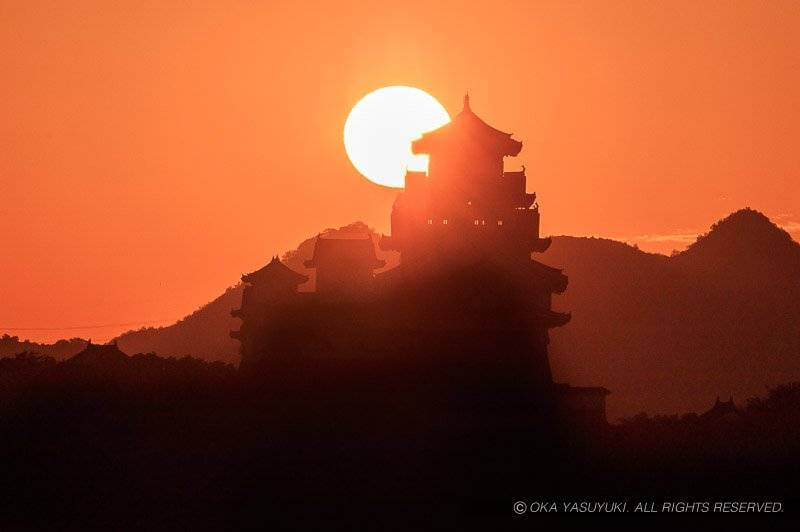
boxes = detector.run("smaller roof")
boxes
[304,234,386,269]
[526,259,568,293]
[242,256,309,286]
[69,339,128,365]
[535,307,572,328]
[700,396,738,420]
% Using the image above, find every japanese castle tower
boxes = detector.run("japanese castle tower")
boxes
[231,95,608,424]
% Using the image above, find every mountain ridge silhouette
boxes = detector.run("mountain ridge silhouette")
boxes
[114,208,800,418]
[4,209,797,419]
[546,208,800,418]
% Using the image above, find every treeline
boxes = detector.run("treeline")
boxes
[615,381,800,454]
[0,334,86,360]
[1,351,798,525]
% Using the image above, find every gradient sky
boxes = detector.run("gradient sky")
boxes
[2,1,799,342]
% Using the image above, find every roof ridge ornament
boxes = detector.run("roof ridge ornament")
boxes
[463,92,470,112]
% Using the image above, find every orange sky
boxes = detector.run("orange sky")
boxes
[2,1,799,342]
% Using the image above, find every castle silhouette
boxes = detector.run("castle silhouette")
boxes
[231,95,609,426]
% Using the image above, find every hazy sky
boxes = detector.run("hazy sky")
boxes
[2,1,799,342]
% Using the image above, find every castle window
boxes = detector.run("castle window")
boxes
[442,219,448,225]
[474,219,480,225]
[427,219,433,225]
[481,220,486,225]
[497,220,504,226]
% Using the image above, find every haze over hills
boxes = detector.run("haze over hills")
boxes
[547,208,800,418]
[0,336,88,360]
[114,222,396,365]
[4,210,798,419]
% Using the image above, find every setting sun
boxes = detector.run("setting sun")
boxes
[343,86,450,188]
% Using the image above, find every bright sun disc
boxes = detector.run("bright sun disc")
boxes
[344,86,450,188]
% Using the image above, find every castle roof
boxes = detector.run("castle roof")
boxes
[526,259,568,293]
[242,256,309,286]
[68,339,128,365]
[412,94,522,157]
[700,396,738,421]
[536,308,572,328]
[304,235,386,269]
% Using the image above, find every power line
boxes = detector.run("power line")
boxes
[0,318,175,332]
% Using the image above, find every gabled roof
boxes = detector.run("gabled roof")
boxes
[527,258,568,293]
[69,339,128,365]
[535,308,572,328]
[700,396,739,420]
[242,256,309,286]
[304,234,386,269]
[412,94,522,157]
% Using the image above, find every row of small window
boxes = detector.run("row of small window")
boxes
[427,219,504,226]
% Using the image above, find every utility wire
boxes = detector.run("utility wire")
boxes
[0,318,175,331]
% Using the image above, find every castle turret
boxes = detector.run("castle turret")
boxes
[231,256,308,366]
[379,95,569,398]
[380,95,553,264]
[304,235,385,297]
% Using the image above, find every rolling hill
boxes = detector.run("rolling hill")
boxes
[17,210,798,419]
[545,208,800,418]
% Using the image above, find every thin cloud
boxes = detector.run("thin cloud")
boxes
[778,221,800,233]
[627,232,699,244]
[625,213,800,246]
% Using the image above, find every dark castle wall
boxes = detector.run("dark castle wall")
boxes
[239,264,558,419]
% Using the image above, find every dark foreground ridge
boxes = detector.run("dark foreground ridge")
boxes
[1,349,799,525]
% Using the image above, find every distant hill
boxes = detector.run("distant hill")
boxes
[115,222,397,365]
[95,209,800,419]
[545,208,800,419]
[115,286,243,364]
[673,208,800,278]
